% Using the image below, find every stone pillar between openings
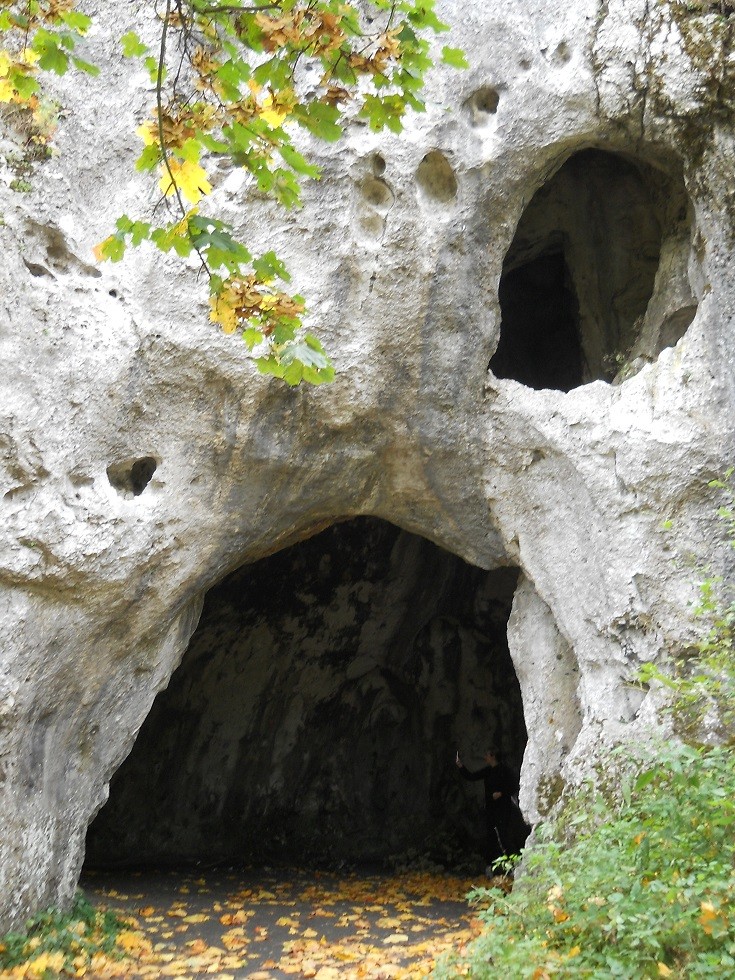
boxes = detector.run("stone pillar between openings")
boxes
[507,576,582,824]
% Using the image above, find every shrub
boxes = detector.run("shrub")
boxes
[0,892,125,976]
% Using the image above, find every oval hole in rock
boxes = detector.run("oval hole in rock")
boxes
[467,86,500,125]
[416,150,458,204]
[490,148,697,391]
[360,176,393,210]
[107,456,157,497]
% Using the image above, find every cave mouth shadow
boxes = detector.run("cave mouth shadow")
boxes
[85,518,526,873]
[490,147,697,391]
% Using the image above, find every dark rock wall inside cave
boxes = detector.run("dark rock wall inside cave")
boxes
[85,519,525,867]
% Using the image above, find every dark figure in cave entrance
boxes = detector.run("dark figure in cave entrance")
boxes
[456,747,530,871]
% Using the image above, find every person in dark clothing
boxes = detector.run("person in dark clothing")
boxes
[456,747,530,870]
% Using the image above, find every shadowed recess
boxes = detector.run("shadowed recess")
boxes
[490,148,696,391]
[85,518,525,869]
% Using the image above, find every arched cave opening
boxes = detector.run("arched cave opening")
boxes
[490,148,697,391]
[85,518,526,870]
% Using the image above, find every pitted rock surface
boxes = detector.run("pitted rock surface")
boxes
[2,0,735,928]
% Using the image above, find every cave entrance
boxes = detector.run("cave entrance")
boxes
[85,518,526,870]
[490,148,697,390]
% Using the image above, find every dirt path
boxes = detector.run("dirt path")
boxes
[81,867,485,979]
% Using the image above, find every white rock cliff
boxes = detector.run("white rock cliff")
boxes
[1,0,734,928]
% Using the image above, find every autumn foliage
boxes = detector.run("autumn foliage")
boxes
[0,0,466,384]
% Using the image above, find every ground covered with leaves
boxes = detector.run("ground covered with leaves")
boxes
[1,867,488,979]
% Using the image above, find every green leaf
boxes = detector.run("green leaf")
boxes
[407,3,450,33]
[254,355,286,379]
[242,328,264,350]
[60,11,93,34]
[253,251,290,283]
[10,72,39,100]
[144,55,163,84]
[441,45,469,69]
[100,236,126,262]
[71,56,100,76]
[136,144,161,172]
[272,321,298,345]
[32,31,70,75]
[121,31,148,58]
[279,144,321,179]
[178,138,202,163]
[129,221,152,247]
[293,102,342,142]
[272,169,302,209]
[188,216,251,272]
[302,363,335,385]
[282,359,304,386]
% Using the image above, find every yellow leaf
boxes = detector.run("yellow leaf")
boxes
[92,237,112,262]
[183,913,208,923]
[221,928,248,951]
[259,95,289,128]
[699,901,720,935]
[219,909,249,925]
[137,122,157,145]
[116,929,153,954]
[0,79,15,103]
[28,951,65,976]
[0,51,11,77]
[658,965,672,977]
[302,927,318,938]
[159,158,212,205]
[376,917,403,929]
[383,933,409,943]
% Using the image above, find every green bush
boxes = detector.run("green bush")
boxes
[0,891,125,975]
[437,482,735,979]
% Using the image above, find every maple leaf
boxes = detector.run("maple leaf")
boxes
[159,158,212,204]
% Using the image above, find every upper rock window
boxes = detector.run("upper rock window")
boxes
[490,149,696,391]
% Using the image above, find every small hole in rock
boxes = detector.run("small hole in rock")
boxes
[23,259,53,278]
[372,154,386,177]
[416,150,458,204]
[107,456,157,497]
[109,289,118,298]
[360,176,393,209]
[467,86,500,125]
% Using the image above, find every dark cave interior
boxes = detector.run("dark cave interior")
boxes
[85,518,526,870]
[490,148,695,391]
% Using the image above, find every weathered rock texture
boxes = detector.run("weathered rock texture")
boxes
[2,0,735,928]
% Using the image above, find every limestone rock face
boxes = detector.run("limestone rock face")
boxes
[2,0,735,927]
